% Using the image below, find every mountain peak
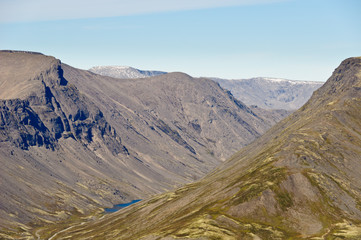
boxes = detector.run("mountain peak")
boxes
[89,65,166,79]
[305,56,361,109]
[156,71,193,79]
[328,56,361,87]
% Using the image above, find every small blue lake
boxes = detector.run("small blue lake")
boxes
[104,199,142,213]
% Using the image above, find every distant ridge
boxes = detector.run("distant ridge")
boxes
[89,64,323,110]
[0,50,44,55]
[212,77,323,110]
[89,65,167,79]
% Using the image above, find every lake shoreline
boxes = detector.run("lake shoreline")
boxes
[104,199,142,213]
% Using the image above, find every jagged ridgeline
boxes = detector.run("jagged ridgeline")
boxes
[0,51,287,238]
[45,57,361,239]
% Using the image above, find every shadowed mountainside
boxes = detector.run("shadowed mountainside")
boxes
[47,57,361,239]
[0,51,288,238]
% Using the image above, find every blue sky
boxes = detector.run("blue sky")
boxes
[0,0,360,81]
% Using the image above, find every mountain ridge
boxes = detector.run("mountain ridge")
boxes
[89,65,167,79]
[88,64,323,111]
[0,51,288,238]
[212,77,323,110]
[46,56,361,239]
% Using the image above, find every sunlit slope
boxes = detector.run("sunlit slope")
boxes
[54,58,361,239]
[213,77,323,110]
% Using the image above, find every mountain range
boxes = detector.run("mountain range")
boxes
[42,57,361,239]
[213,77,324,110]
[89,66,166,79]
[89,65,324,111]
[0,50,288,238]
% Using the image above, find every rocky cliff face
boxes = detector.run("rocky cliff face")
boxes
[0,51,287,237]
[50,57,361,239]
[0,51,132,233]
[0,51,124,154]
[0,99,55,150]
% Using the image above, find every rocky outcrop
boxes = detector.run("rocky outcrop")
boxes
[0,99,55,150]
[3,55,125,155]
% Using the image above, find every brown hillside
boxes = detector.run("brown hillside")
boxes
[48,58,361,239]
[0,51,286,238]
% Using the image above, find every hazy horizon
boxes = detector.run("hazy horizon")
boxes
[1,0,360,82]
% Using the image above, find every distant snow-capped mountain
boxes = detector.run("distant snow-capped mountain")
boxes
[212,77,324,110]
[89,66,167,79]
